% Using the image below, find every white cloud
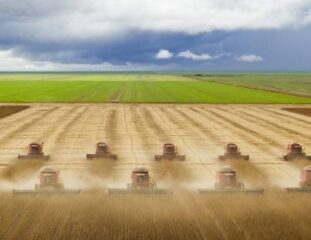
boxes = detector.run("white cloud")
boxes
[0,0,310,41]
[0,49,154,71]
[155,49,173,59]
[237,54,264,62]
[177,50,214,61]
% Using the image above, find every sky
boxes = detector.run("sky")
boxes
[0,0,311,71]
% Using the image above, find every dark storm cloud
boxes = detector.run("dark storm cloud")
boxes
[0,0,311,70]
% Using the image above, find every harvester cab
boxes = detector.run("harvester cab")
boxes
[108,167,173,194]
[219,143,249,160]
[13,167,81,194]
[129,168,155,189]
[86,142,117,160]
[35,167,63,190]
[199,166,263,194]
[17,142,50,160]
[283,143,311,160]
[215,166,243,190]
[154,143,186,161]
[286,166,311,192]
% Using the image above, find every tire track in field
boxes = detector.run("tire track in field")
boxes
[0,106,37,125]
[1,107,82,178]
[93,107,111,142]
[3,106,87,178]
[53,106,88,148]
[160,107,221,180]
[129,106,153,158]
[154,106,202,181]
[216,108,301,146]
[233,107,310,141]
[172,107,224,161]
[0,107,58,144]
[44,106,87,154]
[191,107,289,186]
[60,106,97,157]
[264,108,311,126]
[190,107,273,154]
[232,108,311,170]
[215,107,311,169]
[121,105,138,166]
[84,106,119,181]
[173,107,222,142]
[206,108,283,148]
[104,108,119,145]
[187,107,269,186]
[200,107,301,185]
[140,106,191,181]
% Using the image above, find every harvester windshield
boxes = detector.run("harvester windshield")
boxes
[223,173,237,184]
[164,144,175,153]
[41,173,57,185]
[227,144,238,153]
[292,144,302,153]
[30,144,40,153]
[136,174,146,183]
[97,143,108,151]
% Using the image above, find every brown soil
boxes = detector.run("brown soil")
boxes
[0,105,29,119]
[283,108,311,117]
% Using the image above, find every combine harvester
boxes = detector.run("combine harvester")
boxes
[199,166,264,194]
[154,143,185,161]
[219,143,249,160]
[108,167,173,194]
[17,143,50,160]
[286,166,311,192]
[283,143,311,161]
[13,167,81,195]
[86,142,117,160]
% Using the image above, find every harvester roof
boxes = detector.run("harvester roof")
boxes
[291,143,301,147]
[97,142,107,146]
[30,142,41,146]
[227,143,237,146]
[132,167,149,174]
[219,166,236,173]
[40,167,59,174]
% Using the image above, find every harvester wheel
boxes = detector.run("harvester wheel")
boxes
[218,155,225,161]
[154,155,162,161]
[111,154,118,160]
[178,155,186,161]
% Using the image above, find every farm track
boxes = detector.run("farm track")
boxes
[0,104,310,240]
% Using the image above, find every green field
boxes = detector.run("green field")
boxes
[187,73,311,97]
[0,73,310,103]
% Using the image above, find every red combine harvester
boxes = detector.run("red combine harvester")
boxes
[17,143,49,160]
[283,143,311,161]
[154,143,185,161]
[86,142,117,160]
[219,143,249,160]
[13,167,81,194]
[286,166,311,192]
[199,166,263,194]
[108,167,173,194]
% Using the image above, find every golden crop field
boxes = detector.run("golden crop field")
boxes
[0,104,311,240]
